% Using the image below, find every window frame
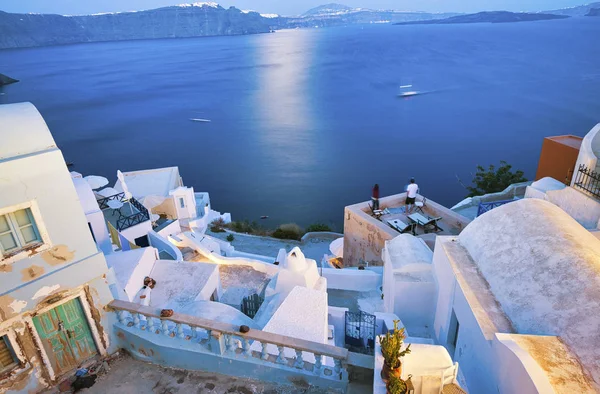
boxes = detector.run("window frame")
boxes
[0,201,50,264]
[179,197,185,209]
[0,330,27,378]
[0,335,19,374]
[0,208,42,254]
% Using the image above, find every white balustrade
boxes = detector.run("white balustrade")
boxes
[110,300,349,383]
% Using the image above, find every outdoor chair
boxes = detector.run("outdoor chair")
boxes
[414,197,427,214]
[369,203,384,220]
[387,219,416,235]
[408,213,443,233]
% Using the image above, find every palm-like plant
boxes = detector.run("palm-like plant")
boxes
[380,320,411,369]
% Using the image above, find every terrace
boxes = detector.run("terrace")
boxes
[343,193,471,266]
[96,192,150,231]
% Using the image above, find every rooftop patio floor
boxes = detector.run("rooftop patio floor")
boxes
[78,353,341,394]
[376,206,464,237]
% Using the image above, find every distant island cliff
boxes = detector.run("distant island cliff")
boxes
[0,5,274,49]
[587,8,600,16]
[395,11,570,25]
[0,73,18,86]
[0,2,595,50]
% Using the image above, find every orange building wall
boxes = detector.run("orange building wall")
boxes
[535,136,582,182]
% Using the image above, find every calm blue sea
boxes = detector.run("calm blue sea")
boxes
[1,18,599,229]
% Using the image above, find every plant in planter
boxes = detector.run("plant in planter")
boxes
[379,320,411,382]
[387,375,408,394]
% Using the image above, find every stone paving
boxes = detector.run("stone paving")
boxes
[80,353,342,394]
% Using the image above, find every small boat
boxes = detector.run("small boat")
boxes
[190,118,211,123]
[398,85,420,98]
[260,216,269,219]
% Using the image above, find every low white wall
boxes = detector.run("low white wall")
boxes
[571,123,600,187]
[195,267,223,301]
[148,230,183,261]
[87,209,112,255]
[121,220,153,244]
[156,220,182,238]
[392,279,436,334]
[170,231,279,276]
[328,306,348,347]
[321,268,382,292]
[229,250,274,263]
[493,334,554,394]
[545,187,600,229]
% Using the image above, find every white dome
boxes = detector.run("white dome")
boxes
[0,102,56,160]
[458,198,600,385]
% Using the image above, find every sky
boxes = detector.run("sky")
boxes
[0,0,589,16]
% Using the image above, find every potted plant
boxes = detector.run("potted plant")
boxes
[387,375,408,394]
[379,320,411,382]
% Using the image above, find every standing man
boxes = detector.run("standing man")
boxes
[405,178,419,214]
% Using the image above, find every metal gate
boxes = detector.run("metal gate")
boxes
[345,311,376,353]
[241,294,263,318]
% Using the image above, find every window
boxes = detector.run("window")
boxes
[0,335,18,373]
[447,310,460,357]
[87,223,96,242]
[0,208,41,256]
[179,198,185,209]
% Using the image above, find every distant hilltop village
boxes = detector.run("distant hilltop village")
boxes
[0,1,599,49]
[1,101,600,392]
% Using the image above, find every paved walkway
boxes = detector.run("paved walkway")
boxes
[81,354,340,394]
[207,230,338,262]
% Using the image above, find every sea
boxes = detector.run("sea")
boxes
[1,18,599,230]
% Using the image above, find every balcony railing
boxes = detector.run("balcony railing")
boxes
[573,164,600,200]
[116,197,151,231]
[476,199,515,217]
[97,192,151,231]
[109,300,349,383]
[97,192,126,210]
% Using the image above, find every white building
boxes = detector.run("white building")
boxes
[432,198,598,393]
[0,103,116,393]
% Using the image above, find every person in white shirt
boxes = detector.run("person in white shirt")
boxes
[405,178,419,214]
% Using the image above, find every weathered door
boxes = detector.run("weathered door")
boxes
[33,298,97,375]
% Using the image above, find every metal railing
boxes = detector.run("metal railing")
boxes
[96,192,126,210]
[110,300,349,382]
[116,199,150,231]
[573,164,600,200]
[476,199,515,217]
[97,192,151,231]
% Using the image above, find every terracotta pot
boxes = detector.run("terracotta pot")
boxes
[380,362,401,384]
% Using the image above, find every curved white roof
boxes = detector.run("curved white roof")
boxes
[386,234,433,271]
[459,198,600,386]
[0,102,56,160]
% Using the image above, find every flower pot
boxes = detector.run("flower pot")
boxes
[380,362,401,383]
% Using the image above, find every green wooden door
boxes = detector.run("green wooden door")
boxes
[33,298,97,375]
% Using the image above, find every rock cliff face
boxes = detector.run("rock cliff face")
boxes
[395,11,569,25]
[586,8,600,16]
[0,73,19,86]
[0,4,272,49]
[544,2,600,16]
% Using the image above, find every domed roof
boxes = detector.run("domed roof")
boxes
[458,198,600,384]
[0,102,56,160]
[386,234,433,270]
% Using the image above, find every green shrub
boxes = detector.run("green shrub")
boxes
[305,223,332,233]
[226,234,235,242]
[225,220,269,236]
[463,161,527,197]
[209,218,226,233]
[272,223,304,240]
